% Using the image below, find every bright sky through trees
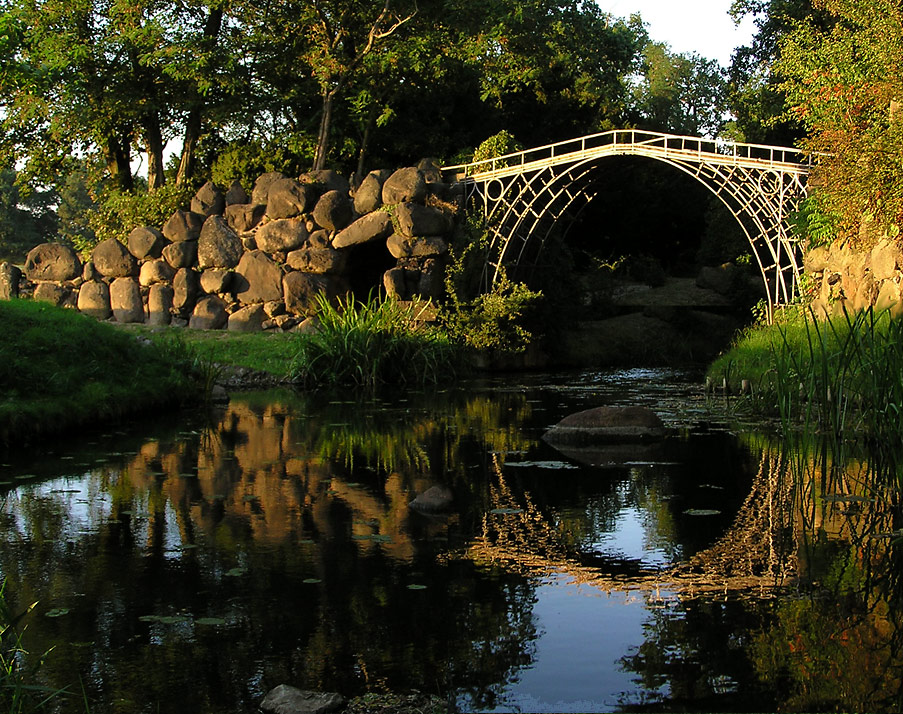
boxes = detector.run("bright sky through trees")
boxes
[602,0,757,64]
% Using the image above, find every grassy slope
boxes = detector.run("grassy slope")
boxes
[0,300,198,444]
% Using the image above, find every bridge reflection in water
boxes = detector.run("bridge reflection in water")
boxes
[1,376,902,712]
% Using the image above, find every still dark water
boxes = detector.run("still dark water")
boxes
[2,369,902,713]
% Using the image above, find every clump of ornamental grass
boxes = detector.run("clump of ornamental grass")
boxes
[290,293,462,390]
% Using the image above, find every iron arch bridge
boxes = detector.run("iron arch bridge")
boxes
[442,129,814,319]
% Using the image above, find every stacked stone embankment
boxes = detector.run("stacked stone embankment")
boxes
[804,234,903,318]
[0,160,463,330]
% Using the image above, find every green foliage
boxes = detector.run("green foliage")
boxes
[0,300,199,445]
[75,183,194,254]
[789,193,840,247]
[0,168,56,263]
[471,130,524,166]
[290,293,461,390]
[209,138,317,190]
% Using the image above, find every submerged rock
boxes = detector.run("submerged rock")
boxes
[543,406,666,445]
[260,686,344,714]
[410,485,453,513]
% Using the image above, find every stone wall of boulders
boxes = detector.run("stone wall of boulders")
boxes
[0,160,463,331]
[803,236,903,319]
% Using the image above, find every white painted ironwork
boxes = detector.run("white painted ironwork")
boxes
[442,129,814,320]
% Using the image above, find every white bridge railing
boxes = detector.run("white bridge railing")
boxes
[442,129,813,180]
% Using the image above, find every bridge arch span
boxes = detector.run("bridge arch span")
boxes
[443,130,813,320]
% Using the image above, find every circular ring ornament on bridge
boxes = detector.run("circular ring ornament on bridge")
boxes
[756,171,782,198]
[486,178,506,202]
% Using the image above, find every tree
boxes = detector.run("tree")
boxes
[776,0,903,239]
[633,43,728,137]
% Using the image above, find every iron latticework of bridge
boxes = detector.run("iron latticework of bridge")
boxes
[442,130,814,316]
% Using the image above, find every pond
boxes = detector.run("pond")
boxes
[2,369,902,713]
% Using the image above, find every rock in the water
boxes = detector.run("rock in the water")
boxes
[256,218,308,254]
[544,406,666,444]
[163,209,205,243]
[92,238,137,278]
[266,178,316,219]
[234,250,283,304]
[76,280,112,320]
[259,686,344,714]
[0,262,21,300]
[198,215,243,269]
[332,211,393,249]
[225,203,266,233]
[128,226,166,260]
[382,167,426,205]
[191,181,226,217]
[189,295,228,329]
[110,277,145,323]
[410,485,453,513]
[25,243,82,282]
[312,190,352,232]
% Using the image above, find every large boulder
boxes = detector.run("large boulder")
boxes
[127,226,167,260]
[256,218,308,254]
[147,284,173,326]
[543,406,667,445]
[332,211,393,249]
[76,280,112,320]
[225,203,266,233]
[234,250,283,304]
[394,202,452,237]
[301,169,349,196]
[266,178,316,219]
[92,238,137,278]
[162,240,198,270]
[34,282,75,308]
[191,181,226,217]
[200,268,234,295]
[225,180,249,206]
[353,170,390,214]
[286,234,347,274]
[24,243,82,282]
[387,234,448,259]
[382,167,426,205]
[173,268,200,315]
[283,272,345,315]
[870,238,900,281]
[259,685,344,714]
[227,303,267,332]
[162,209,205,243]
[138,258,176,287]
[312,190,353,232]
[251,171,287,205]
[383,267,408,299]
[0,262,21,300]
[198,215,243,269]
[189,295,228,329]
[109,277,145,323]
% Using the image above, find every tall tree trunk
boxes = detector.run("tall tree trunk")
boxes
[145,113,166,190]
[105,133,134,192]
[313,90,336,171]
[175,6,224,186]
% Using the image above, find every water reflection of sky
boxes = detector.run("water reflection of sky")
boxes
[467,574,669,713]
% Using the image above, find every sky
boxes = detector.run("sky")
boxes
[601,0,758,66]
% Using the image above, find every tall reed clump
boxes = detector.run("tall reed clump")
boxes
[290,293,462,390]
[0,579,66,713]
[769,308,903,448]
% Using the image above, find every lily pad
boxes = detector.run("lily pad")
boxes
[504,461,578,469]
[45,608,70,618]
[225,568,247,577]
[195,617,226,626]
[302,578,322,584]
[407,584,428,590]
[139,615,191,625]
[490,508,524,515]
[683,509,722,516]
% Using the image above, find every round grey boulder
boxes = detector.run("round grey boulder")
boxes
[24,243,82,282]
[543,406,666,445]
